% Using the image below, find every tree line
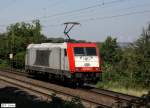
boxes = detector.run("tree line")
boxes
[99,25,150,88]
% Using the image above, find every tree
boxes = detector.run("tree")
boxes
[99,36,123,82]
[132,25,150,87]
[0,20,47,69]
[100,36,122,64]
[113,24,150,87]
[7,20,46,51]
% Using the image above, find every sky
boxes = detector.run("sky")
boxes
[0,0,150,42]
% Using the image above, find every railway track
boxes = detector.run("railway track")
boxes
[0,69,140,108]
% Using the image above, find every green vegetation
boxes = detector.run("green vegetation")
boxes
[97,25,150,96]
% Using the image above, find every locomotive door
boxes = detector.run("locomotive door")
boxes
[63,49,68,71]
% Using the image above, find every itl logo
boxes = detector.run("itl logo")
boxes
[1,103,16,108]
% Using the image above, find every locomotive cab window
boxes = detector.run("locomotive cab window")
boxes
[86,47,97,56]
[74,47,85,56]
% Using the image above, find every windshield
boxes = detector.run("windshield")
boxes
[74,47,97,56]
[86,47,96,56]
[74,47,85,56]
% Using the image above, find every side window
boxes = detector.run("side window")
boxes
[64,49,67,56]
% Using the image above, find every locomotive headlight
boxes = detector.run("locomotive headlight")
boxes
[95,67,99,71]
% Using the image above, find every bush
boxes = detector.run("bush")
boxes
[13,52,25,69]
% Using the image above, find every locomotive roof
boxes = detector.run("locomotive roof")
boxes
[27,42,97,49]
[27,42,67,49]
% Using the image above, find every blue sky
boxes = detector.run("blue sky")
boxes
[0,0,150,42]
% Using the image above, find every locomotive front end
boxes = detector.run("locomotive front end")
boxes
[67,43,102,84]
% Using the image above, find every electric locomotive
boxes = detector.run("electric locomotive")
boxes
[25,22,102,86]
[25,42,102,86]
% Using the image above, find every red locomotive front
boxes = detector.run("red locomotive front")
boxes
[67,42,102,84]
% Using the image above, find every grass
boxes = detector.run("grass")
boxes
[96,81,148,97]
[106,87,148,97]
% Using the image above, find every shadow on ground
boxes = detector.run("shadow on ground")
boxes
[0,86,84,108]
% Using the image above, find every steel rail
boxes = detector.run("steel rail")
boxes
[0,69,140,108]
[0,70,109,108]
